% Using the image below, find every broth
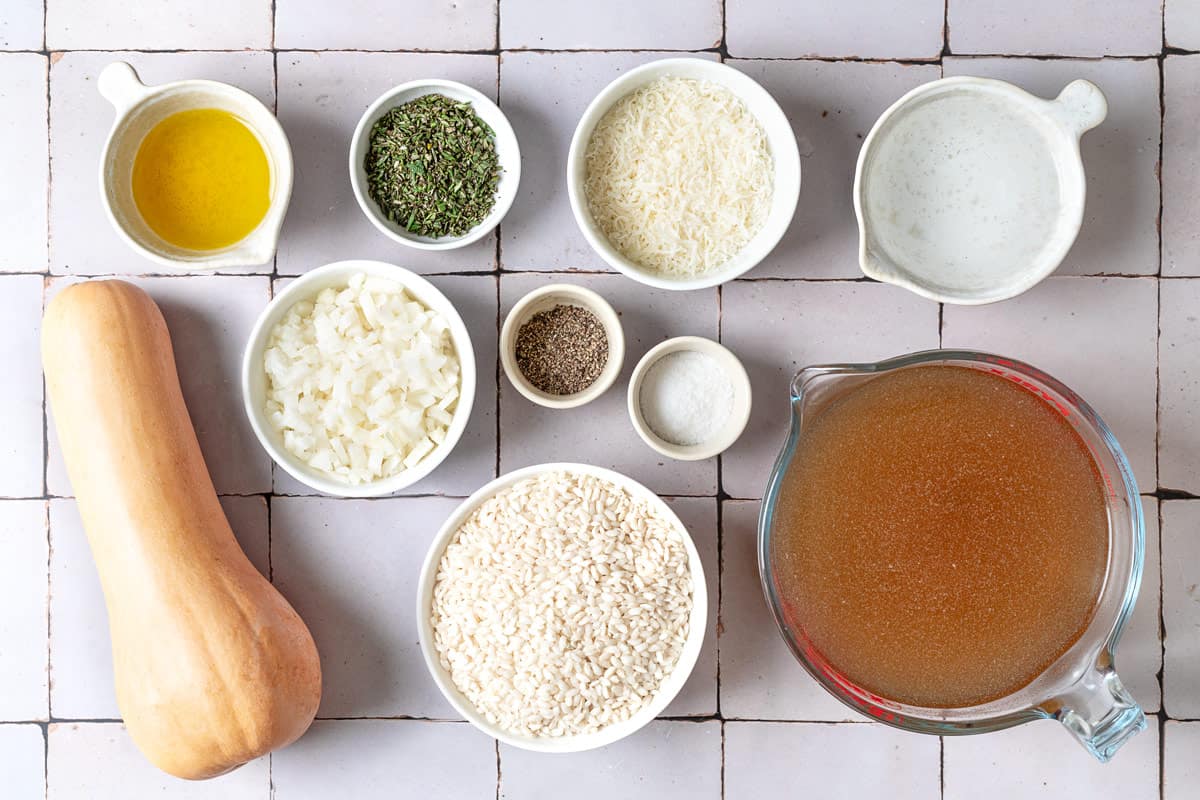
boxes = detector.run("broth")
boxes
[770,364,1109,709]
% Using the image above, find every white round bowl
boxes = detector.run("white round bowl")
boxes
[241,259,476,497]
[627,336,752,461]
[349,79,520,251]
[417,462,708,753]
[499,283,625,410]
[566,57,801,291]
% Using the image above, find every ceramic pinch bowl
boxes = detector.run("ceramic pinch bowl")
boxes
[97,61,293,269]
[854,77,1107,305]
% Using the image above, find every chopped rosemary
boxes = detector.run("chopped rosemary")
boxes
[364,94,501,239]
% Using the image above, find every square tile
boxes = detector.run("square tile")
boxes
[47,722,268,798]
[498,273,720,495]
[0,275,44,497]
[499,720,721,799]
[45,276,272,496]
[275,52,498,277]
[661,498,717,717]
[270,496,461,719]
[498,51,719,272]
[720,281,939,500]
[276,0,497,50]
[0,0,43,49]
[0,55,47,271]
[1121,498,1162,713]
[0,724,45,799]
[1165,722,1200,799]
[726,0,944,59]
[942,277,1158,491]
[947,0,1162,56]
[500,0,721,50]
[48,52,275,276]
[1163,56,1200,277]
[726,60,940,279]
[271,274,498,497]
[943,719,1159,799]
[1163,500,1200,719]
[1167,0,1200,49]
[0,501,48,722]
[1161,278,1200,492]
[49,496,269,719]
[272,720,494,799]
[719,500,857,720]
[943,57,1161,276]
[725,721,940,798]
[46,0,270,49]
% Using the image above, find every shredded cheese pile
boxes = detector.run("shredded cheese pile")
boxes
[583,76,774,278]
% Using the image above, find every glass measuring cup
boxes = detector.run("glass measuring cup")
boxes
[758,349,1146,762]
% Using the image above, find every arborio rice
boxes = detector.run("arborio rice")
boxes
[431,471,694,738]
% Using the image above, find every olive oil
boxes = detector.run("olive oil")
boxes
[770,364,1109,708]
[132,109,270,251]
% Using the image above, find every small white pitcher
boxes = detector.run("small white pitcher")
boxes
[97,61,293,269]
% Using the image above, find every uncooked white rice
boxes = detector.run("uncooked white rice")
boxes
[431,471,694,739]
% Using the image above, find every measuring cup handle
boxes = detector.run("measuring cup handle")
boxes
[1052,663,1146,762]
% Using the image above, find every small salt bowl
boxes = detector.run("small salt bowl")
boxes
[627,336,752,461]
[500,284,625,410]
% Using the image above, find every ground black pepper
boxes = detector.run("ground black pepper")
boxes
[514,304,608,395]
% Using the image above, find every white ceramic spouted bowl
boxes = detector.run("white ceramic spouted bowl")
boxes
[854,76,1107,305]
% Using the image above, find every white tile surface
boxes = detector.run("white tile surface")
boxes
[272,720,495,799]
[720,500,857,720]
[0,55,47,272]
[942,57,1161,277]
[947,0,1163,56]
[45,276,272,496]
[500,721,721,799]
[276,0,497,50]
[725,721,940,799]
[1165,722,1200,799]
[943,719,1160,799]
[498,272,719,495]
[942,277,1159,491]
[46,0,271,50]
[500,0,721,50]
[270,496,461,719]
[1166,0,1200,50]
[1163,501,1200,719]
[0,724,46,799]
[0,0,43,49]
[661,498,718,717]
[0,501,48,722]
[48,51,276,276]
[0,275,44,497]
[720,280,940,499]
[727,59,941,279]
[47,722,268,798]
[48,497,269,719]
[1163,56,1200,277]
[498,51,719,272]
[726,0,944,59]
[1161,279,1200,492]
[275,52,498,277]
[271,274,498,497]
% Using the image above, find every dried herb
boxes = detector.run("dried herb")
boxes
[364,94,501,238]
[515,304,609,396]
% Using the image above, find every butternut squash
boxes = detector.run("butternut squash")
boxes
[42,280,321,780]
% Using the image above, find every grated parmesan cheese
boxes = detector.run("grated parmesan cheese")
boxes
[583,76,773,278]
[263,272,460,485]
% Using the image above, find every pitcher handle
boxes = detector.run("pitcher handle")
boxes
[1051,662,1145,762]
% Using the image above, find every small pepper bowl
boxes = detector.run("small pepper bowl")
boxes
[627,336,752,461]
[499,284,625,410]
[349,79,521,251]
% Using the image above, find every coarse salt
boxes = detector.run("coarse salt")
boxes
[638,350,734,447]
